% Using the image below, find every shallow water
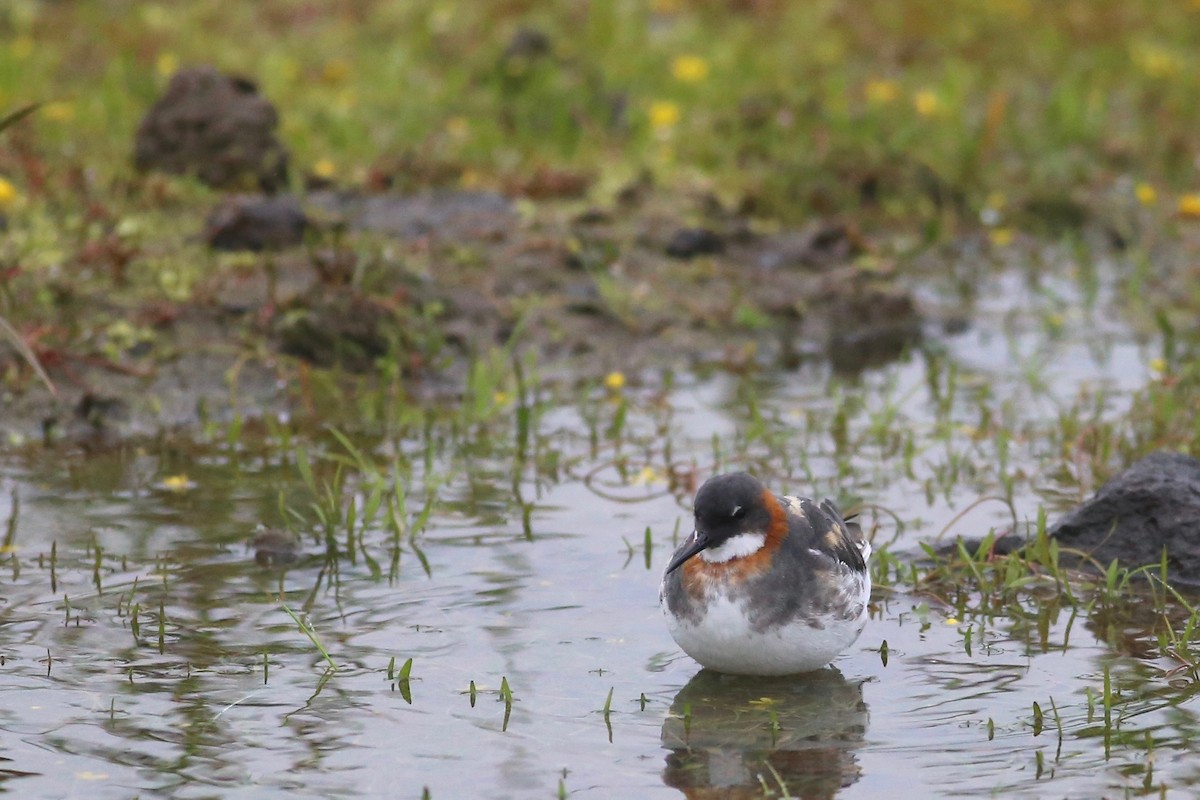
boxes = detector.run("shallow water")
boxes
[1,254,1196,799]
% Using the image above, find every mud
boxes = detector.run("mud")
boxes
[134,66,289,191]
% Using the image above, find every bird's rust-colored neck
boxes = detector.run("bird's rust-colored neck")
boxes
[681,488,787,596]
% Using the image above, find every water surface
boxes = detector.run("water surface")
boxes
[0,254,1193,798]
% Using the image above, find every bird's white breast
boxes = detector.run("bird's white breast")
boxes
[662,573,870,675]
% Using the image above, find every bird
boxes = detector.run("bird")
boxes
[660,472,871,675]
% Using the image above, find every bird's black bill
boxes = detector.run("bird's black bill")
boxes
[664,531,711,575]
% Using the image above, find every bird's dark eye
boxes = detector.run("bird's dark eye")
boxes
[730,506,747,520]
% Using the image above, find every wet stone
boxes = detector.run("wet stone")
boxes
[665,227,725,259]
[251,526,301,568]
[1048,451,1200,586]
[205,195,308,251]
[503,26,553,62]
[134,66,289,191]
[75,392,130,429]
[563,281,604,314]
[571,207,612,226]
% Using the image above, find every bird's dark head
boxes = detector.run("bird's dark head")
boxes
[665,472,774,574]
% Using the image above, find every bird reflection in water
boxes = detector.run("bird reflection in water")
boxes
[661,668,868,799]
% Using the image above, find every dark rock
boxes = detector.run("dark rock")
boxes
[75,392,129,430]
[665,227,725,259]
[503,27,552,62]
[205,195,308,251]
[564,281,604,315]
[572,207,612,226]
[251,525,301,568]
[134,66,289,191]
[1048,451,1200,585]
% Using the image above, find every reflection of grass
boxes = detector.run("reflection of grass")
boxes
[885,522,1200,681]
[12,314,1200,789]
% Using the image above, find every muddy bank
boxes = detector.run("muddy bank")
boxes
[3,178,925,442]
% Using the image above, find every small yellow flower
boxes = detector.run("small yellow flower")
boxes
[493,390,511,406]
[865,79,900,105]
[312,158,336,179]
[604,371,626,391]
[1178,194,1200,218]
[160,474,193,492]
[631,466,662,486]
[671,55,710,83]
[1149,357,1167,375]
[0,177,19,210]
[321,58,351,84]
[914,89,941,117]
[43,102,75,122]
[1135,182,1157,206]
[945,617,959,625]
[648,100,681,132]
[989,227,1014,246]
[156,52,179,78]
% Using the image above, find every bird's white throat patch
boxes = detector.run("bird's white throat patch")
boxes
[699,532,766,563]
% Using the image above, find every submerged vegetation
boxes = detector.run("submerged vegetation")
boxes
[1,0,1200,797]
